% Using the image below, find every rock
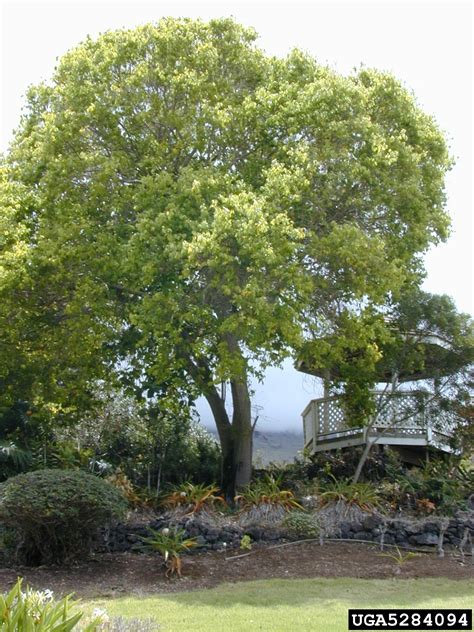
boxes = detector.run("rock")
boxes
[363,515,382,530]
[195,535,207,547]
[415,532,439,546]
[244,526,264,540]
[339,522,353,538]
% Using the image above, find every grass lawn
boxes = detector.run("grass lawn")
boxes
[87,577,474,631]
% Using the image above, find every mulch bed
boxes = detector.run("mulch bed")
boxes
[0,542,472,598]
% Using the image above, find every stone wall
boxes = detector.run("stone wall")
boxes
[99,512,473,554]
[338,514,473,548]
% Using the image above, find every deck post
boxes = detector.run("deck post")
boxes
[313,400,319,450]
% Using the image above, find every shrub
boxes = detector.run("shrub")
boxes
[384,458,474,514]
[282,511,320,539]
[0,469,127,565]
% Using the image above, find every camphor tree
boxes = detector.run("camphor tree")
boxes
[0,18,452,497]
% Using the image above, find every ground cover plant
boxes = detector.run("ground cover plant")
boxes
[84,578,474,632]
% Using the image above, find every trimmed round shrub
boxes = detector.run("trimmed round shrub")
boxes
[282,510,320,539]
[0,469,127,565]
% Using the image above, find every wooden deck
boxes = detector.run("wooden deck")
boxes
[302,391,457,456]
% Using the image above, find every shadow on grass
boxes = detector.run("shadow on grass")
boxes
[110,577,474,610]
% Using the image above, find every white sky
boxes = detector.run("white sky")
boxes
[1,0,472,431]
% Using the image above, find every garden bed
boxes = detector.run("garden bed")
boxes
[0,541,472,599]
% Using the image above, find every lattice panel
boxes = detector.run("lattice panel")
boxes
[375,393,426,430]
[429,408,457,437]
[316,400,345,434]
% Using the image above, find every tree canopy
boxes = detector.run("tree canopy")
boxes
[0,18,454,494]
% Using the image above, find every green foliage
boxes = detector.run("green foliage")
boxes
[240,535,253,550]
[282,511,320,539]
[310,448,401,486]
[0,578,99,631]
[379,547,420,568]
[0,469,127,565]
[234,475,302,511]
[162,482,225,514]
[384,458,474,514]
[0,441,32,480]
[317,476,380,510]
[137,527,198,562]
[0,18,454,494]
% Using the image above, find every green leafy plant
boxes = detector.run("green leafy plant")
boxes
[385,458,473,514]
[240,535,253,550]
[0,578,99,631]
[234,475,303,511]
[162,482,225,514]
[136,527,198,579]
[318,476,380,511]
[380,547,420,574]
[0,442,32,479]
[0,469,127,565]
[282,511,320,539]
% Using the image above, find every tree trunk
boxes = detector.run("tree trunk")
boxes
[185,343,253,499]
[204,379,253,499]
[202,383,235,500]
[230,377,253,489]
[352,439,374,483]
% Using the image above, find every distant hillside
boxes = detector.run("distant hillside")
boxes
[206,428,304,466]
[253,430,304,466]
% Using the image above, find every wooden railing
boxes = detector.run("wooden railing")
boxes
[302,391,457,453]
